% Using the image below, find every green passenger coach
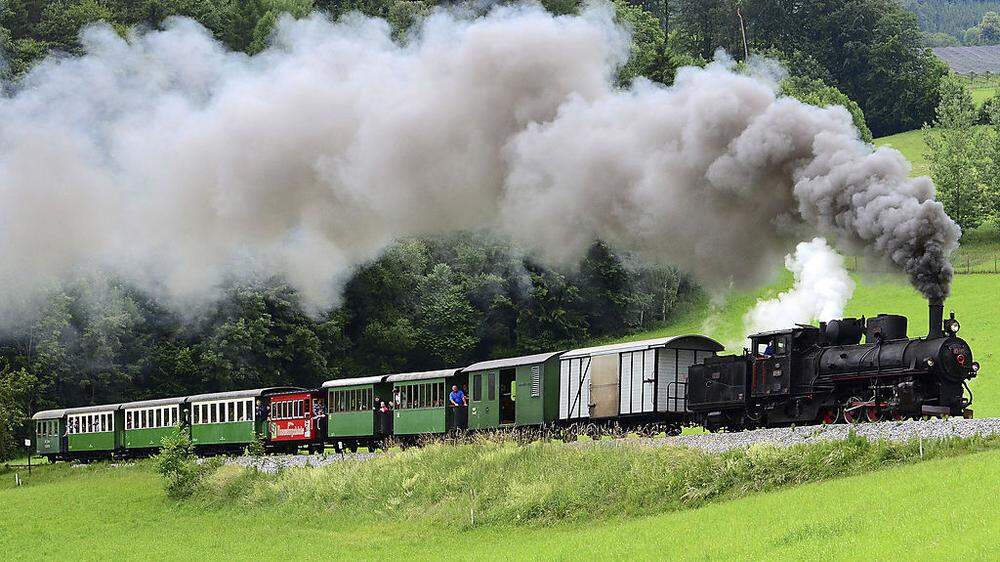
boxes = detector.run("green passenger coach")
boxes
[324,375,392,452]
[388,369,466,438]
[65,404,123,457]
[123,397,187,453]
[32,409,67,460]
[188,387,297,453]
[464,351,563,430]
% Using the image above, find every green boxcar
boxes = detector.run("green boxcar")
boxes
[123,397,187,450]
[388,369,465,436]
[32,409,67,458]
[324,376,391,439]
[465,352,563,430]
[187,387,298,448]
[65,404,123,454]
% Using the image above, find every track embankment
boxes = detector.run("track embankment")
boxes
[222,417,1000,473]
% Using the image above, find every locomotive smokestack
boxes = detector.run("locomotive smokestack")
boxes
[929,298,944,338]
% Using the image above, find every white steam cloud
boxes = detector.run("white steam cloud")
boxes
[743,238,855,335]
[0,3,959,328]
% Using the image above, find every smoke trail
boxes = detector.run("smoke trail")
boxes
[0,4,959,329]
[743,238,855,335]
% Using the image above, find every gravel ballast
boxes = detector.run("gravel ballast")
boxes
[220,417,1000,472]
[620,417,1000,454]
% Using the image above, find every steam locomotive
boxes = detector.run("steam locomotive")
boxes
[686,300,981,431]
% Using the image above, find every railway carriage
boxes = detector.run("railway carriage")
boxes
[558,336,723,436]
[188,388,298,453]
[323,376,392,452]
[388,369,466,439]
[123,397,186,455]
[266,389,323,454]
[65,404,123,459]
[464,352,562,430]
[32,409,67,461]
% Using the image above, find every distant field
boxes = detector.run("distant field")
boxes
[623,273,1000,416]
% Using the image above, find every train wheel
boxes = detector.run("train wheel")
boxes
[666,424,682,437]
[843,397,863,424]
[865,405,883,423]
[585,423,601,441]
[820,407,840,425]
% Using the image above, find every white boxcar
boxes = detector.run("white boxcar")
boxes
[558,335,723,420]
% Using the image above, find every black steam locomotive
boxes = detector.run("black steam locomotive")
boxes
[687,301,981,431]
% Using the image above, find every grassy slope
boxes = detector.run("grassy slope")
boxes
[621,274,1000,416]
[3,449,1000,560]
[874,128,930,176]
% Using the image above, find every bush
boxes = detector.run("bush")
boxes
[154,427,215,500]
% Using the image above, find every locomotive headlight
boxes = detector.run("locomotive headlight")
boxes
[946,319,961,334]
[972,362,981,373]
[926,358,935,368]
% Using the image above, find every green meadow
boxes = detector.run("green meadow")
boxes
[3,435,1000,560]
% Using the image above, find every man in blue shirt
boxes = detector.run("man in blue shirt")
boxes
[449,385,465,407]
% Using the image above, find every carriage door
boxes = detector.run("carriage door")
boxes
[469,370,500,429]
[619,350,656,415]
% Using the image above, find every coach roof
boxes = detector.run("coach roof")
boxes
[384,368,461,383]
[464,351,564,372]
[31,409,67,420]
[122,396,188,409]
[186,387,300,403]
[560,335,724,360]
[322,375,388,388]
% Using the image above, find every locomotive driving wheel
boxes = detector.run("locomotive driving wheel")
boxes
[842,396,864,424]
[865,404,883,423]
[819,407,840,425]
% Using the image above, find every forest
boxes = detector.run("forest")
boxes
[0,0,958,457]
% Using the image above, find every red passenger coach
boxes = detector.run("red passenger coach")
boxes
[266,391,324,453]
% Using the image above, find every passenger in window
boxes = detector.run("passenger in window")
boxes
[379,401,390,414]
[393,388,401,408]
[762,339,776,358]
[449,385,465,408]
[461,384,470,406]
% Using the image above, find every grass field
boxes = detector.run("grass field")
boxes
[971,86,997,107]
[3,440,1000,560]
[874,128,930,176]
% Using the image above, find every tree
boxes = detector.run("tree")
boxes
[613,0,669,85]
[0,368,36,461]
[924,74,988,233]
[920,31,959,48]
[965,25,982,45]
[782,76,873,143]
[978,11,1000,44]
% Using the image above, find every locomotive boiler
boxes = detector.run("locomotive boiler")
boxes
[687,301,981,431]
